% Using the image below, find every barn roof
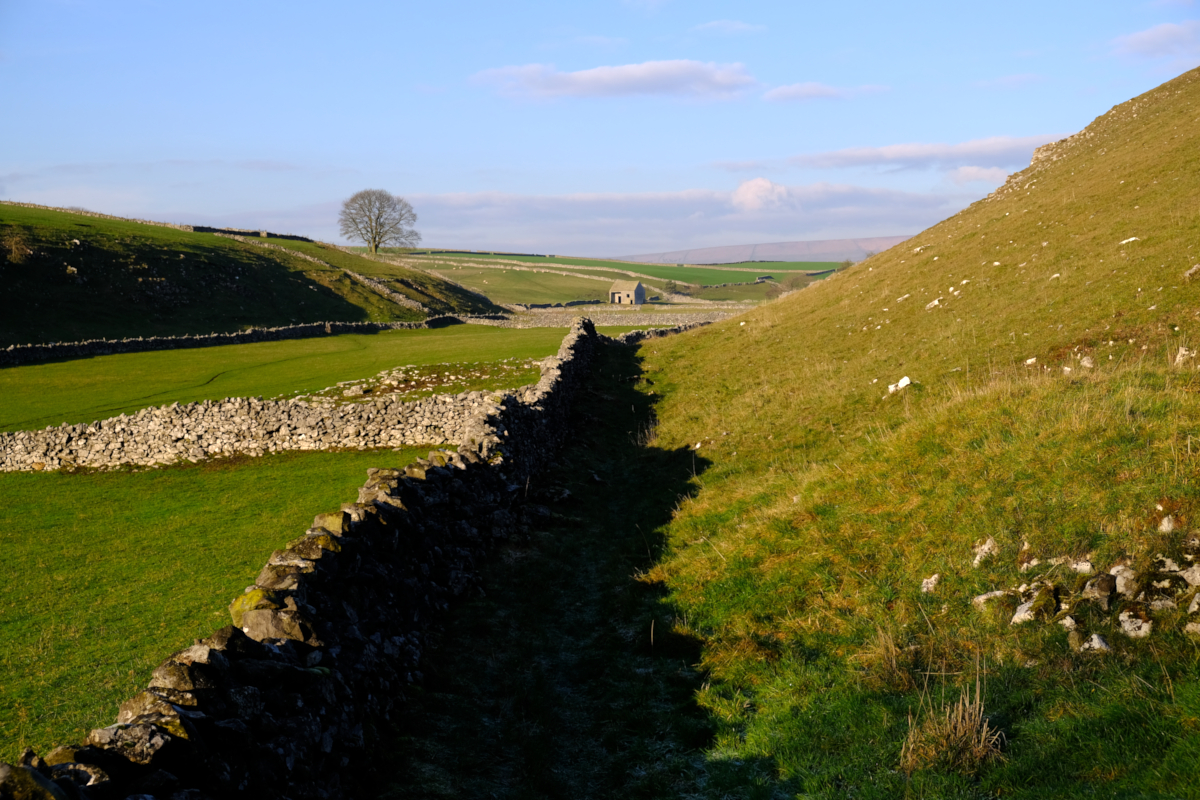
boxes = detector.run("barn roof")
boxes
[609,280,642,293]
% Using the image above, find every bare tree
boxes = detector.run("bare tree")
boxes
[338,189,421,254]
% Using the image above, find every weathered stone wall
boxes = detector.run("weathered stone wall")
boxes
[0,320,704,473]
[0,318,666,799]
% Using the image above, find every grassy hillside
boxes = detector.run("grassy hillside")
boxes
[0,206,498,346]
[635,67,1200,797]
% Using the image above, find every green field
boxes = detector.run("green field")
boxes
[405,251,827,285]
[627,67,1200,796]
[0,448,424,756]
[426,265,613,305]
[0,325,618,433]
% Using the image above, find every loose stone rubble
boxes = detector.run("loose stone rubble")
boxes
[971,528,1200,652]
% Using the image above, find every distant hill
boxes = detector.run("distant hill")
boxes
[637,67,1200,795]
[0,203,501,347]
[615,234,912,265]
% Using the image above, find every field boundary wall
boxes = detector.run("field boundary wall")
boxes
[0,319,692,799]
[0,322,710,473]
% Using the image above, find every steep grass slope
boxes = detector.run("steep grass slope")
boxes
[0,206,499,346]
[638,67,1200,797]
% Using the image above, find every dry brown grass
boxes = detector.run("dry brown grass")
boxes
[899,675,1005,776]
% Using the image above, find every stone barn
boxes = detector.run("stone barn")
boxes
[609,280,645,305]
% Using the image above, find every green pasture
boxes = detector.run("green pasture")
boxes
[0,326,620,433]
[0,447,424,757]
[407,252,827,286]
[425,266,613,305]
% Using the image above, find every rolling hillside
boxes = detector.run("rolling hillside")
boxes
[0,204,502,347]
[637,67,1200,796]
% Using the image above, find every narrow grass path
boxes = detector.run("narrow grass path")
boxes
[372,344,795,799]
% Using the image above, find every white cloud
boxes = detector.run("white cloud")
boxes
[692,20,767,34]
[791,134,1059,170]
[472,59,756,99]
[948,166,1010,185]
[763,82,887,102]
[1113,20,1200,66]
[730,177,790,211]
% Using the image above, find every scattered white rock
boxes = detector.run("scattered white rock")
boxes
[1175,347,1196,367]
[1155,554,1181,573]
[1150,597,1178,611]
[1071,558,1094,574]
[1079,633,1112,653]
[1024,357,1037,365]
[972,590,1009,610]
[1059,615,1078,631]
[925,298,941,310]
[1011,600,1037,625]
[972,537,998,568]
[1050,273,1060,280]
[1118,610,1152,638]
[1063,366,1072,374]
[1185,265,1200,280]
[1185,621,1200,638]
[888,376,912,394]
[896,293,910,302]
[1080,356,1095,369]
[993,261,1001,266]
[1120,237,1141,245]
[1159,515,1177,534]
[1178,565,1200,586]
[1111,565,1138,598]
[921,574,940,593]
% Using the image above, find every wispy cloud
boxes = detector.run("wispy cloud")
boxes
[974,73,1044,89]
[472,59,756,99]
[1113,20,1200,69]
[762,82,887,102]
[791,134,1059,170]
[692,20,766,34]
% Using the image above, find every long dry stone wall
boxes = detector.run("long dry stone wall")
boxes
[0,319,644,799]
[0,320,706,473]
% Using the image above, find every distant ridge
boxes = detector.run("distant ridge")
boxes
[615,235,912,265]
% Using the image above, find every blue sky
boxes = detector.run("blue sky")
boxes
[3,0,1198,256]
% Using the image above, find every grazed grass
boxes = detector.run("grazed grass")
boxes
[631,67,1200,797]
[0,448,423,757]
[0,325,612,433]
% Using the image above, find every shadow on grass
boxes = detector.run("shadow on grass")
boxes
[369,343,793,798]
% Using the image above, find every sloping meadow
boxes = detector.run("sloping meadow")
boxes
[637,67,1200,796]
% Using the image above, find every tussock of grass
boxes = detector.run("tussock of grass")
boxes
[900,676,1005,776]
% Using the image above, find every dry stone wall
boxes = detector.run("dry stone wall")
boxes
[0,318,678,800]
[1,319,692,473]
